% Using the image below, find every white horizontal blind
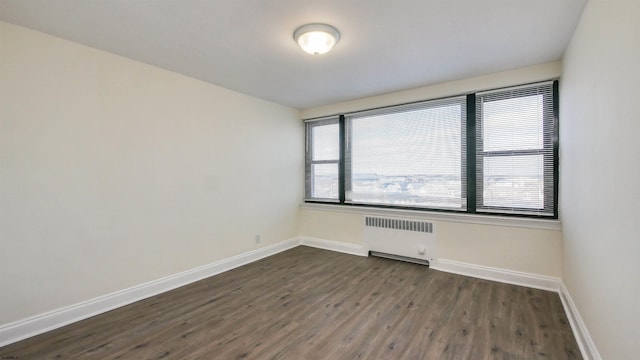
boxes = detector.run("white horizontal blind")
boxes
[345,97,466,210]
[476,82,555,216]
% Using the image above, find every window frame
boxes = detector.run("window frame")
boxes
[475,82,557,217]
[303,80,559,219]
[304,117,341,202]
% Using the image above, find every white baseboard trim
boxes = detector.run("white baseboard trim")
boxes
[300,236,368,257]
[0,238,300,348]
[432,259,598,360]
[559,283,601,360]
[431,259,561,292]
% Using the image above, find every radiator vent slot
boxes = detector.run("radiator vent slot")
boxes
[365,216,433,233]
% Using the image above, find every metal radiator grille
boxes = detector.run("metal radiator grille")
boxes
[364,216,433,233]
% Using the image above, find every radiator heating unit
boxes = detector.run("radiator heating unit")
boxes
[364,216,437,266]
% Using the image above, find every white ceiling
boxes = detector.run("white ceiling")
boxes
[0,0,586,109]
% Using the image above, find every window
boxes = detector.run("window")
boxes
[476,83,556,216]
[305,117,340,201]
[304,81,558,218]
[345,97,466,209]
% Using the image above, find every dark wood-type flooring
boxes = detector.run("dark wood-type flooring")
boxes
[0,246,581,359]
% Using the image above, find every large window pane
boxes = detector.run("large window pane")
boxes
[483,155,544,209]
[347,101,465,209]
[311,163,338,199]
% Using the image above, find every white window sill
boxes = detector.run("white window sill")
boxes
[300,203,561,231]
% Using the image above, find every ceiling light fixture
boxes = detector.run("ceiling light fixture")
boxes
[293,23,340,55]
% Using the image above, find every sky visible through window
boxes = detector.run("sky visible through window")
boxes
[312,124,339,161]
[350,105,461,176]
[483,95,543,152]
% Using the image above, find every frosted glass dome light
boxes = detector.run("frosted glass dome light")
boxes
[294,23,340,55]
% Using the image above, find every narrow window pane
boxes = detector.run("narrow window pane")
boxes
[311,163,339,199]
[312,124,339,161]
[348,103,464,209]
[483,95,544,151]
[483,155,544,209]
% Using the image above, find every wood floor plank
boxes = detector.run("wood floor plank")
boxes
[0,246,581,359]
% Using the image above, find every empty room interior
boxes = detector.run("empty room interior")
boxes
[0,1,638,359]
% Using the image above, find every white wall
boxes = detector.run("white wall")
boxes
[299,208,562,277]
[301,61,561,119]
[0,22,303,325]
[560,1,640,358]
[299,63,564,278]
